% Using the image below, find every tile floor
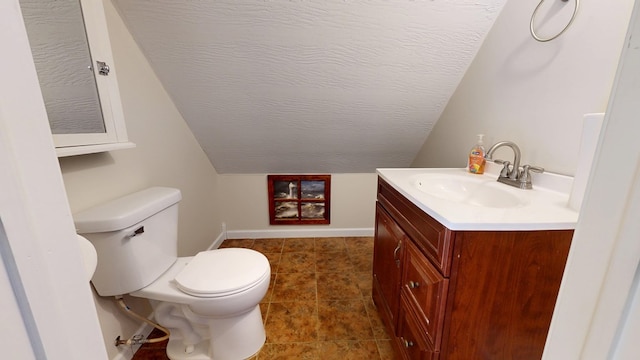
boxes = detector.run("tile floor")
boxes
[131,237,395,359]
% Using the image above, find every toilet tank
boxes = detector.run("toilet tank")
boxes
[74,187,182,297]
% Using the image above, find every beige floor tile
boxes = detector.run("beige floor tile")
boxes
[317,340,381,360]
[265,301,318,343]
[318,299,373,341]
[315,250,354,273]
[282,237,315,253]
[278,251,316,273]
[252,238,285,253]
[257,343,318,359]
[345,236,374,253]
[271,272,317,302]
[315,237,347,252]
[316,272,361,300]
[349,250,374,273]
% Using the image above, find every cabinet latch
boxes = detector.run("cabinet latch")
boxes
[96,61,110,76]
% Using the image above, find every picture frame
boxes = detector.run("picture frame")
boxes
[267,174,331,225]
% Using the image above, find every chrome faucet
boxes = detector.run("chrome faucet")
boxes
[485,141,521,181]
[485,141,544,189]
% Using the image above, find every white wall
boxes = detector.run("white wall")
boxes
[412,0,635,175]
[219,173,377,238]
[60,0,221,258]
[544,3,640,357]
[56,1,222,358]
[1,1,107,357]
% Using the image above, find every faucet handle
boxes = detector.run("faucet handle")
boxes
[494,159,511,177]
[520,165,544,188]
[523,165,544,174]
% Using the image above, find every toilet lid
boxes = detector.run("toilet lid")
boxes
[174,248,269,297]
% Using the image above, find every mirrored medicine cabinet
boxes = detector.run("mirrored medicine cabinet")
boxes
[20,0,134,157]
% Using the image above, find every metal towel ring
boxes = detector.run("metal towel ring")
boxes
[530,0,580,42]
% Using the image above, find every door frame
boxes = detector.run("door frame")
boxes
[0,1,108,359]
[543,1,640,358]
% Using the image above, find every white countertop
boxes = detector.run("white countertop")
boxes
[377,163,579,231]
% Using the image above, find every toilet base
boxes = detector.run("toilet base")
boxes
[166,338,210,360]
[165,305,265,360]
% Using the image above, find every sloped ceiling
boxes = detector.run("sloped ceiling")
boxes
[112,0,506,174]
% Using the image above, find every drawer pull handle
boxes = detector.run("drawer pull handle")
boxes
[393,241,402,267]
[408,281,420,289]
[401,337,414,348]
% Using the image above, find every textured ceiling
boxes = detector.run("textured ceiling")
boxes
[113,0,506,174]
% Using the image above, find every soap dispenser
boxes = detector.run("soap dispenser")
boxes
[468,134,486,174]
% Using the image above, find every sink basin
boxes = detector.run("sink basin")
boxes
[377,166,578,231]
[411,173,528,208]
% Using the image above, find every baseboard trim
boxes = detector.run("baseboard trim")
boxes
[225,227,374,240]
[207,230,226,250]
[111,321,154,360]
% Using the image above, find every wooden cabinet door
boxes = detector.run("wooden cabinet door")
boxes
[373,203,407,330]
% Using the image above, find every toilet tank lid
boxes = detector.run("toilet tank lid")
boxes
[74,187,182,233]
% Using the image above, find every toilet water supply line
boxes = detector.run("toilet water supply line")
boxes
[114,296,170,347]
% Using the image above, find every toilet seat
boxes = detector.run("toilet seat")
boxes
[175,248,270,298]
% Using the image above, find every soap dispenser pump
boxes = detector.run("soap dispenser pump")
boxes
[468,134,486,174]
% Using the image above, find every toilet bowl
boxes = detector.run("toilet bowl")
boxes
[73,187,270,360]
[132,249,270,360]
[136,249,270,316]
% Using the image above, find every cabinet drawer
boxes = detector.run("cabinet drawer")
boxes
[396,293,440,360]
[402,240,449,350]
[377,178,454,276]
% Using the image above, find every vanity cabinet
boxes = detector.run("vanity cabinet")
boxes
[372,178,573,360]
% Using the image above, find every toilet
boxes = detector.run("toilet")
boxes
[74,187,270,360]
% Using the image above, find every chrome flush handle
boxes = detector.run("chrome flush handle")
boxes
[128,226,145,237]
